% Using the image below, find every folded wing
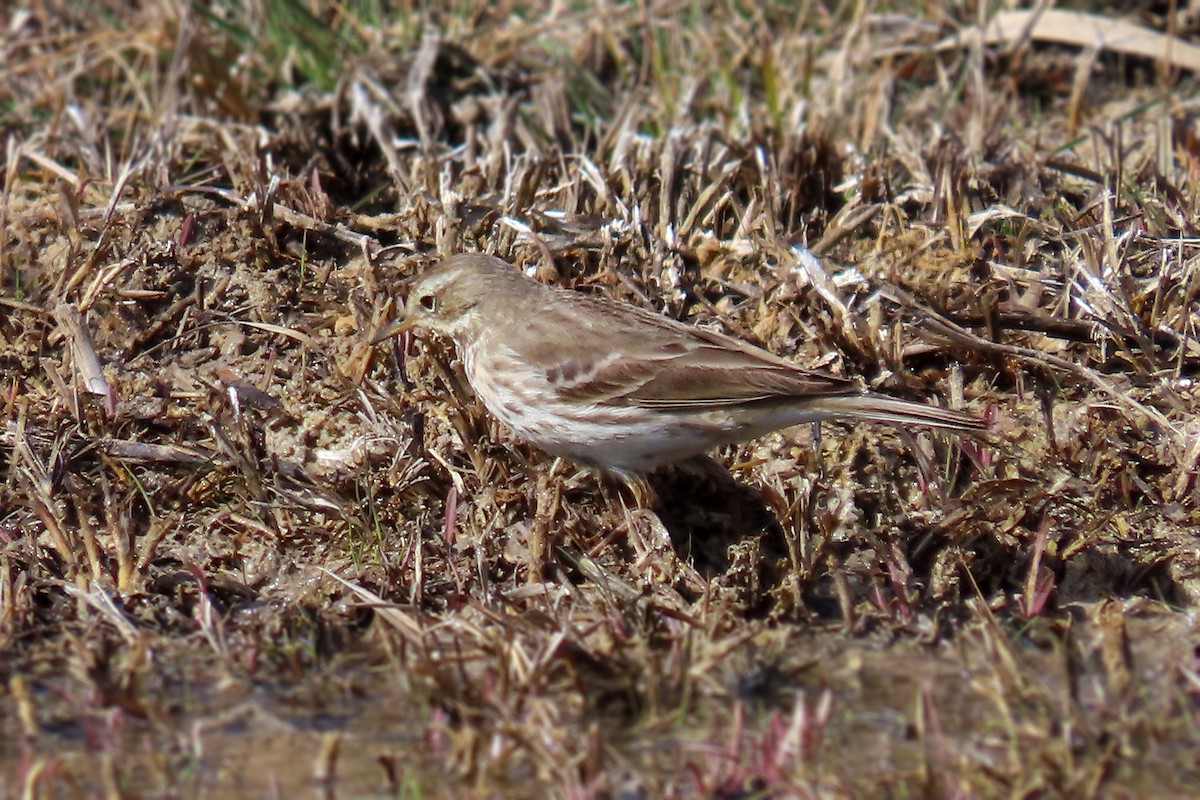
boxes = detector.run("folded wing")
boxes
[539,297,859,411]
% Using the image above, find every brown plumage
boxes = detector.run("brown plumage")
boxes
[386,253,982,474]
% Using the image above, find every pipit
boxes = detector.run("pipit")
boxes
[378,253,982,475]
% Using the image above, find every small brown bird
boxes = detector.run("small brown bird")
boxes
[380,253,982,475]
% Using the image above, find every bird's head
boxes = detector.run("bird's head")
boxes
[374,253,523,344]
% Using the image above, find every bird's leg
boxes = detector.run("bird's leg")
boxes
[582,470,649,556]
[526,460,568,582]
[811,421,824,481]
[621,471,657,510]
[600,470,706,594]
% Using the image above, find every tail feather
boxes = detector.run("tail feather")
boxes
[815,393,984,431]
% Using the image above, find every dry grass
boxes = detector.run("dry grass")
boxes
[2,1,1199,797]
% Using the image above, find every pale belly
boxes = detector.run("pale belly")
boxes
[456,340,843,473]
[461,344,733,473]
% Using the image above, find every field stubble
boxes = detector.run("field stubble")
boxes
[2,2,1199,797]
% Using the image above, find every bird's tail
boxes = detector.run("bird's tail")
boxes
[814,393,985,431]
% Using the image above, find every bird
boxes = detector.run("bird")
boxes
[376,253,983,476]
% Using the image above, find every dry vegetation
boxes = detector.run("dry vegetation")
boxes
[2,1,1200,797]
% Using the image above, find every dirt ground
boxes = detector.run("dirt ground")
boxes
[2,2,1199,797]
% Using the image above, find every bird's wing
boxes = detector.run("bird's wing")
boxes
[535,295,858,410]
[628,325,858,409]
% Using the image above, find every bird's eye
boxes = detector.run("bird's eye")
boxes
[418,293,437,311]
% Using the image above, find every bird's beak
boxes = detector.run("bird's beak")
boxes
[371,315,416,345]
